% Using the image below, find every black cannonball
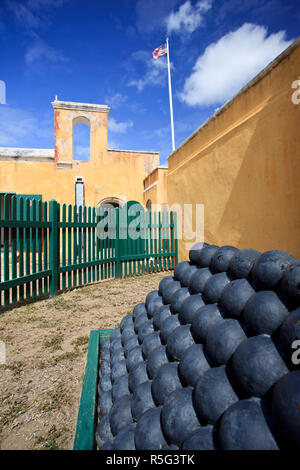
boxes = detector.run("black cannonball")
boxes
[203,272,231,303]
[111,359,127,384]
[281,259,300,300]
[134,407,168,450]
[170,287,190,314]
[228,249,261,279]
[137,319,154,343]
[211,245,239,273]
[128,361,149,393]
[166,325,195,361]
[158,276,174,295]
[194,365,239,424]
[101,338,110,351]
[279,307,300,356]
[161,387,201,446]
[142,331,162,359]
[182,425,217,450]
[110,347,125,367]
[112,374,130,401]
[160,314,181,345]
[126,345,144,373]
[146,345,169,379]
[181,264,199,287]
[162,280,181,305]
[110,337,123,354]
[189,267,213,294]
[174,261,191,281]
[189,242,207,266]
[98,390,112,416]
[178,294,205,324]
[96,414,113,449]
[272,371,300,448]
[231,335,289,397]
[99,372,112,394]
[178,343,211,387]
[134,310,149,332]
[219,398,279,450]
[120,314,133,332]
[219,279,255,318]
[251,250,295,289]
[131,380,155,422]
[147,297,164,318]
[205,319,246,365]
[145,290,160,307]
[133,303,147,319]
[151,362,181,405]
[191,304,223,343]
[243,290,289,335]
[121,324,136,346]
[109,394,133,436]
[111,423,136,450]
[109,328,121,343]
[123,335,140,356]
[196,244,219,268]
[153,305,171,330]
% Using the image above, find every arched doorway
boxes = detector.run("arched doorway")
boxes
[97,197,126,209]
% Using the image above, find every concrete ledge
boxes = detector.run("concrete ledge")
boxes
[0,148,54,161]
[108,148,159,155]
[52,100,110,113]
[57,161,73,169]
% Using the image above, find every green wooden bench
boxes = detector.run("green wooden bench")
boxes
[73,328,113,450]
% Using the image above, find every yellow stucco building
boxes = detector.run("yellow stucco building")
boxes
[0,99,159,210]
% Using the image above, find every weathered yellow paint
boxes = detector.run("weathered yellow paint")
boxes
[167,38,300,261]
[0,101,159,208]
[143,167,168,210]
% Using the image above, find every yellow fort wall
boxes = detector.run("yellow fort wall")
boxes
[167,38,300,261]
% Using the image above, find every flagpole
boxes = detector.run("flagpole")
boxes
[166,37,175,152]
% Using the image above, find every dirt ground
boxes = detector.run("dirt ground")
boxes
[0,271,167,450]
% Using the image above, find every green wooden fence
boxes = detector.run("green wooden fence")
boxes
[0,195,177,310]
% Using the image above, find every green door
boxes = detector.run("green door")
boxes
[119,200,145,261]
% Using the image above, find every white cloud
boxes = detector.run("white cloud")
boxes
[105,93,128,109]
[166,0,212,35]
[129,52,169,92]
[6,0,66,29]
[25,37,67,64]
[179,23,293,107]
[0,105,52,146]
[135,0,181,33]
[108,117,133,133]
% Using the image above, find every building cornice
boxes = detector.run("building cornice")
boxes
[51,100,110,113]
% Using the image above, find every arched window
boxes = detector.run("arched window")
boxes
[146,199,152,211]
[73,116,90,161]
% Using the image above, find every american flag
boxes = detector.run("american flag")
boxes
[152,44,167,59]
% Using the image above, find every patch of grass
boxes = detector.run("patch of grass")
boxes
[38,383,70,412]
[0,399,29,436]
[71,335,89,347]
[35,425,68,450]
[5,361,25,376]
[51,349,82,366]
[43,334,64,352]
[49,297,71,311]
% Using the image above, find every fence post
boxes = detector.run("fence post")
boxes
[115,208,122,279]
[49,199,59,296]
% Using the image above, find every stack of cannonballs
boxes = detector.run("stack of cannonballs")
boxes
[96,243,300,450]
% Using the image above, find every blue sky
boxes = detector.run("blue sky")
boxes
[0,0,299,165]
